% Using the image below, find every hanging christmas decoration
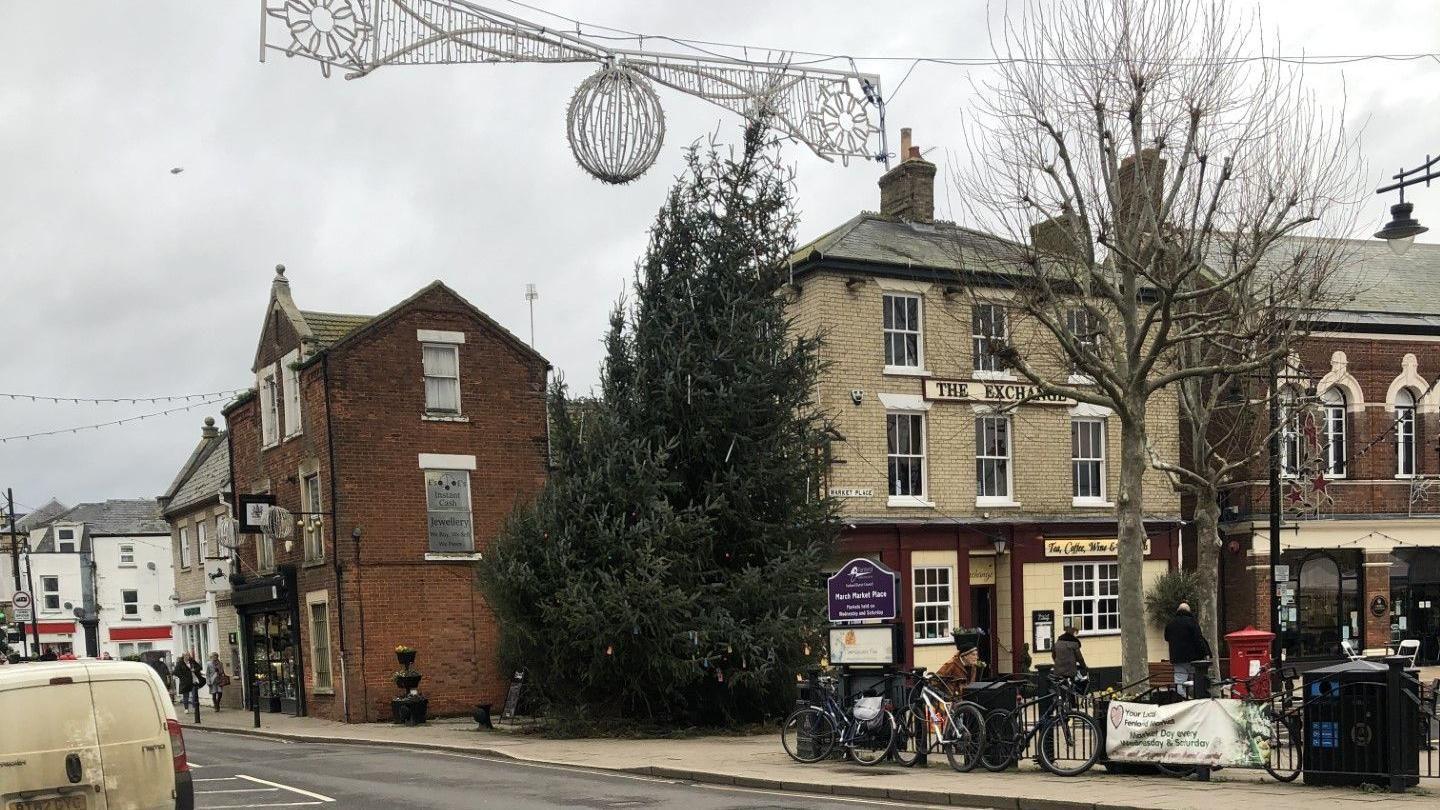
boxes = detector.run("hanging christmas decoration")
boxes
[259,1,885,184]
[566,64,666,184]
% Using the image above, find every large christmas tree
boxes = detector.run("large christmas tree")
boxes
[479,123,838,724]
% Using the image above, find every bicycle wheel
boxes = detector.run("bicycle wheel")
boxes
[891,703,925,767]
[1263,711,1302,783]
[848,711,897,766]
[1037,712,1100,776]
[943,702,986,773]
[980,708,1020,772]
[781,706,838,764]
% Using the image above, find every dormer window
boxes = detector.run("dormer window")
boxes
[58,527,76,553]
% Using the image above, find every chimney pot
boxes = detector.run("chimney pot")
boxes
[899,128,912,161]
[908,146,921,159]
[878,128,936,224]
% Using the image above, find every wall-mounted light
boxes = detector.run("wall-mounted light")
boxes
[991,534,1009,556]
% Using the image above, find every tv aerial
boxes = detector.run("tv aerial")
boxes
[259,0,886,184]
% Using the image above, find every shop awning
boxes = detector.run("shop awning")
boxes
[108,625,173,641]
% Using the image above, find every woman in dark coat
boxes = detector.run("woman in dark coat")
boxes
[174,653,197,710]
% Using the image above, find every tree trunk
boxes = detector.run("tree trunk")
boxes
[1192,487,1221,658]
[1116,411,1151,686]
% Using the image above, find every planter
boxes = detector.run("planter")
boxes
[396,650,417,668]
[394,673,422,692]
[473,703,494,730]
[391,694,429,726]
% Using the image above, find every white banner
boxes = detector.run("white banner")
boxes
[1104,699,1269,767]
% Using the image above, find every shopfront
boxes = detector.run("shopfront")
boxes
[1275,548,1363,660]
[1390,548,1440,664]
[233,569,304,716]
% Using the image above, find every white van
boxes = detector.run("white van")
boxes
[0,660,194,810]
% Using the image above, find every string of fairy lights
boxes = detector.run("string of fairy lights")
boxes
[0,391,243,444]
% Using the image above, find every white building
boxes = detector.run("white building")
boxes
[21,500,176,659]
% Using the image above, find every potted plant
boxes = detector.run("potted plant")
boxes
[395,644,417,668]
[393,670,423,692]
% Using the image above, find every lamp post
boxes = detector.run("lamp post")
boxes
[1374,154,1437,255]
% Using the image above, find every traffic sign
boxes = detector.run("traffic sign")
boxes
[11,590,32,623]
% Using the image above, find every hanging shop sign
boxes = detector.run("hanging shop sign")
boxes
[828,624,900,666]
[1044,537,1151,557]
[923,378,1075,406]
[236,494,276,535]
[826,558,899,622]
[1105,699,1269,767]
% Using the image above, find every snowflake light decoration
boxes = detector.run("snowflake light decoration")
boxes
[268,0,372,78]
[809,82,873,166]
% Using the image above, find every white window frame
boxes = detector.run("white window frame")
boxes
[975,414,1015,505]
[178,527,191,570]
[259,365,280,447]
[971,303,1010,376]
[302,471,324,562]
[886,411,930,507]
[882,293,924,373]
[1065,308,1101,380]
[1322,387,1347,478]
[1071,418,1107,504]
[422,342,462,414]
[1062,562,1120,635]
[1279,386,1301,479]
[912,566,953,644]
[57,527,76,554]
[257,533,275,573]
[1396,389,1416,478]
[119,543,135,567]
[282,349,303,438]
[306,590,334,693]
[121,589,140,619]
[41,575,61,612]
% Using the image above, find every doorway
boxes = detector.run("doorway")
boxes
[970,586,996,673]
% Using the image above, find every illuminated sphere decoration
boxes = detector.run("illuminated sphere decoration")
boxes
[566,64,666,184]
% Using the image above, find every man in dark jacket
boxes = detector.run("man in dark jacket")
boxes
[1165,603,1211,697]
[1051,625,1087,680]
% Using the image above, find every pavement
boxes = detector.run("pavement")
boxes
[181,707,1438,810]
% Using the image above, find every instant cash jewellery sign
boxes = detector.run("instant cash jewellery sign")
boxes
[827,558,899,622]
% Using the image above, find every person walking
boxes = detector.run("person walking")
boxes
[1164,602,1211,698]
[174,653,199,710]
[206,652,230,711]
[1051,624,1087,681]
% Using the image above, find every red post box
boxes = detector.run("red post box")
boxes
[1225,626,1275,698]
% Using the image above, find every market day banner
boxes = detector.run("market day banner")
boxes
[1104,699,1271,767]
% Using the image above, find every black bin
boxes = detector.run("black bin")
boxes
[1301,659,1420,788]
[964,679,1024,714]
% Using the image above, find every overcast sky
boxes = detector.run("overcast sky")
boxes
[2,1,1437,510]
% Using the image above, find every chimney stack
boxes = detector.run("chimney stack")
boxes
[1117,148,1165,230]
[878,127,936,223]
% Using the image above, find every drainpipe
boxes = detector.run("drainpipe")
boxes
[322,352,350,722]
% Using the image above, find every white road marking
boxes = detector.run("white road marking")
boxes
[236,774,336,802]
[195,777,243,782]
[197,788,281,794]
[200,803,323,809]
[188,761,208,768]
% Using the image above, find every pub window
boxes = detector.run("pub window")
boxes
[975,414,1012,502]
[425,469,474,553]
[422,343,461,413]
[1065,308,1101,374]
[122,589,139,618]
[1063,562,1119,633]
[882,294,922,369]
[886,412,926,499]
[41,576,61,611]
[1396,388,1416,478]
[972,303,1008,373]
[1072,418,1106,502]
[912,566,953,643]
[1322,387,1346,476]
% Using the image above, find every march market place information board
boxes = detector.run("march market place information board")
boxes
[1104,699,1270,767]
[826,558,898,622]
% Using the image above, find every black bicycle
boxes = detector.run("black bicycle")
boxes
[981,675,1100,776]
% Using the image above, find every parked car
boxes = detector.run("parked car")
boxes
[0,659,194,810]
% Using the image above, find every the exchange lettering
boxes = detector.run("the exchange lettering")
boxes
[927,379,1071,405]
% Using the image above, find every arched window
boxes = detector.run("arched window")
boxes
[1322,387,1346,476]
[1397,388,1417,477]
[1279,386,1301,477]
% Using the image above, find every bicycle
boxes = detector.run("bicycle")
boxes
[891,667,987,772]
[781,675,897,766]
[981,674,1101,776]
[1213,666,1303,782]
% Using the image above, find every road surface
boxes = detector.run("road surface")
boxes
[185,730,951,809]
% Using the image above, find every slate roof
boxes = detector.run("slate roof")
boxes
[42,499,169,535]
[790,213,1022,277]
[300,310,373,347]
[13,498,68,532]
[165,438,230,515]
[1310,239,1440,318]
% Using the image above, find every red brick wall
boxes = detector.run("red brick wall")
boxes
[227,284,548,722]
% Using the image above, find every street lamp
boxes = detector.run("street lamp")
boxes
[1374,155,1437,256]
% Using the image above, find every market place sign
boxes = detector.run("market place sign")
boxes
[827,558,899,622]
[1045,537,1152,557]
[923,378,1075,406]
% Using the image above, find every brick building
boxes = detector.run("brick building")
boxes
[786,134,1181,684]
[222,267,549,721]
[1220,240,1440,666]
[159,416,242,707]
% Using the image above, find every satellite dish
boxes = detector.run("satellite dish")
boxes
[146,561,157,571]
[216,516,242,550]
[264,506,295,540]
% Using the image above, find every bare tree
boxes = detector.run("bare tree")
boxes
[952,0,1361,684]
